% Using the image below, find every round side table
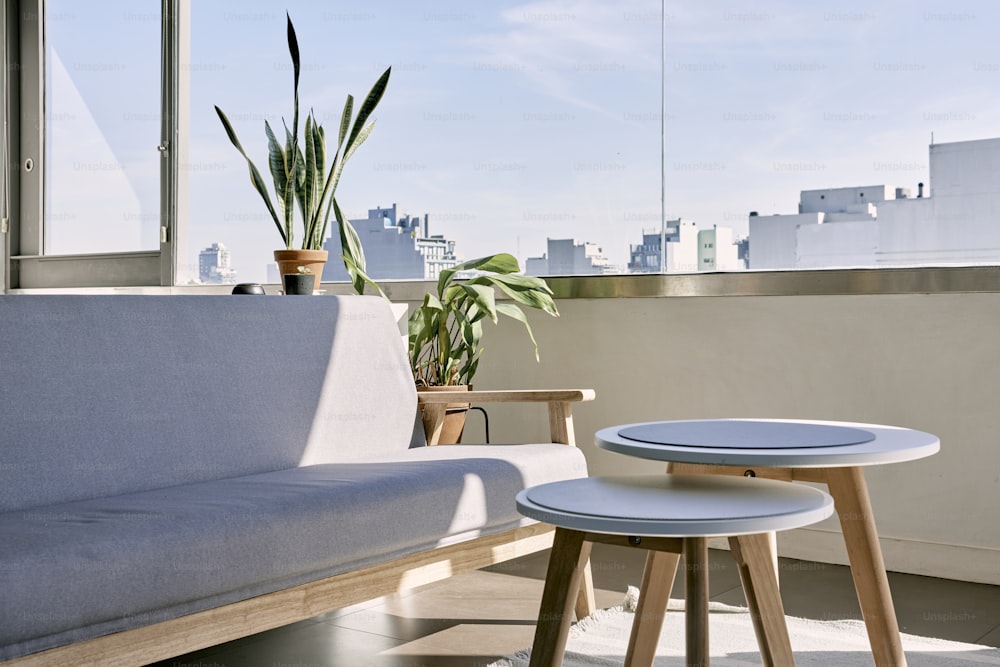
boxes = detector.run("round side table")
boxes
[595,419,940,667]
[517,473,834,667]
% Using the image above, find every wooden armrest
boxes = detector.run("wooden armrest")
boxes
[416,389,596,404]
[417,389,596,446]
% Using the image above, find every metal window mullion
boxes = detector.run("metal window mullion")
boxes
[160,0,189,286]
[18,0,42,259]
[1,0,20,292]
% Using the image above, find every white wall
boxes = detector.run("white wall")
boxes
[748,213,822,269]
[797,220,877,268]
[800,185,890,213]
[467,292,1000,585]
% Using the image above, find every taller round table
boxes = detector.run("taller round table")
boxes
[595,418,939,667]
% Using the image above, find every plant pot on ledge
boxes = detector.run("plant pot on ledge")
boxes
[416,385,471,445]
[274,249,327,293]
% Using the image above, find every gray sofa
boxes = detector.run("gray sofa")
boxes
[0,295,593,665]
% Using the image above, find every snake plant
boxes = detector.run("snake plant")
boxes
[408,253,559,386]
[215,13,388,295]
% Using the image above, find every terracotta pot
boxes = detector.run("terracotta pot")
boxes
[274,249,328,293]
[416,385,471,445]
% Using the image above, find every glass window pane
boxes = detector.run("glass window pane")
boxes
[668,3,1000,272]
[190,2,661,284]
[44,1,160,254]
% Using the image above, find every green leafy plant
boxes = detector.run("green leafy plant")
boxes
[408,253,558,386]
[214,12,387,295]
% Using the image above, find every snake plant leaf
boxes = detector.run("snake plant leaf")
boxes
[264,121,287,204]
[342,119,376,166]
[340,253,385,299]
[302,115,319,242]
[321,94,354,210]
[333,198,384,297]
[325,113,376,219]
[214,105,287,246]
[286,16,300,237]
[312,123,327,244]
[334,197,364,270]
[267,120,297,246]
[496,302,541,361]
[285,120,304,243]
[293,146,307,245]
[286,12,300,113]
[322,69,388,222]
[338,94,353,151]
[346,67,391,155]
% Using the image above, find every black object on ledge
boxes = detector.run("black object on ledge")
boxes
[232,283,266,295]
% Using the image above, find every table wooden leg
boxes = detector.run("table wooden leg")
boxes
[824,466,906,667]
[528,527,593,667]
[626,550,680,667]
[685,536,710,666]
[575,559,597,620]
[730,534,795,667]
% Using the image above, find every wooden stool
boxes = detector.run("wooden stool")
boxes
[516,474,834,667]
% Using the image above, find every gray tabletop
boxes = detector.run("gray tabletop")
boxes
[516,474,835,537]
[595,419,939,468]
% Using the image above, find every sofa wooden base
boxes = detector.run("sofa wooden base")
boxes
[6,523,564,667]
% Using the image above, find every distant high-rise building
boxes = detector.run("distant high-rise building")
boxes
[525,238,615,276]
[198,242,237,284]
[323,204,459,281]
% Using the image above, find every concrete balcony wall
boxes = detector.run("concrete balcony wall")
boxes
[469,291,1000,585]
[16,273,1000,585]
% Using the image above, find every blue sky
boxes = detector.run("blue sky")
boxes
[45,0,1000,282]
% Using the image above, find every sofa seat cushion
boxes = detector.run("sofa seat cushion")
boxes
[0,443,586,660]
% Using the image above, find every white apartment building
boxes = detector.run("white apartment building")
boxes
[629,219,743,273]
[525,238,615,276]
[748,137,1000,270]
[698,226,742,271]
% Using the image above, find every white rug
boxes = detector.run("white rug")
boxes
[490,587,1000,666]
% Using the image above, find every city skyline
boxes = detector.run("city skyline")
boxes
[191,1,1000,283]
[204,132,1000,281]
[41,1,1000,283]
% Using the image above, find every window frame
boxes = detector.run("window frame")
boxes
[4,0,184,289]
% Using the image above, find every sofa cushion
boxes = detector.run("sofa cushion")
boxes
[0,295,419,513]
[0,443,586,660]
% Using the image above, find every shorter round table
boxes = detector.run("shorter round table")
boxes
[517,473,834,667]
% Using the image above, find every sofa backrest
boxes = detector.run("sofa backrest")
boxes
[0,295,419,513]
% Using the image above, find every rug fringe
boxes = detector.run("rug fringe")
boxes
[619,584,747,615]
